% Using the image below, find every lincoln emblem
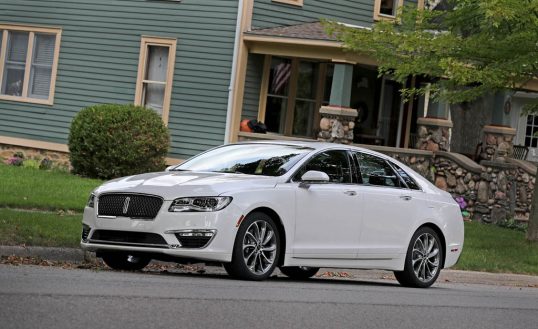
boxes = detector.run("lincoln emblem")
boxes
[122,197,131,215]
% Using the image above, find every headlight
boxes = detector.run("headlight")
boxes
[169,196,232,212]
[87,193,96,208]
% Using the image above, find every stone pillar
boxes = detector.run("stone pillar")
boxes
[416,92,453,151]
[480,91,516,161]
[318,63,358,144]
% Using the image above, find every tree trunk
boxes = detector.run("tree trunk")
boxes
[526,171,538,241]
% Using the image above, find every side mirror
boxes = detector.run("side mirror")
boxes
[165,165,177,172]
[299,170,330,189]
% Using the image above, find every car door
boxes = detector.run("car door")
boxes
[353,152,425,258]
[292,149,363,259]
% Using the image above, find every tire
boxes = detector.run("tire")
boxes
[223,212,280,281]
[279,266,319,280]
[394,227,443,288]
[101,252,151,271]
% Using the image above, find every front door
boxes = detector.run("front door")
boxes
[292,149,363,259]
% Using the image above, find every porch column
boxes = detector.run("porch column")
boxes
[318,63,358,144]
[416,88,453,151]
[480,91,516,161]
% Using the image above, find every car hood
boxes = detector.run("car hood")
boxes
[94,171,279,200]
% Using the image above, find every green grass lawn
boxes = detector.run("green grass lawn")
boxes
[454,221,538,275]
[0,208,81,248]
[0,164,102,212]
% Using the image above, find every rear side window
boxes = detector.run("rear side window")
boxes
[353,152,403,188]
[391,163,421,190]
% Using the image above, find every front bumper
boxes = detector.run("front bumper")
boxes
[81,200,243,263]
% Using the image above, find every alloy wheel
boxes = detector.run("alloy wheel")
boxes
[412,232,440,282]
[242,220,277,275]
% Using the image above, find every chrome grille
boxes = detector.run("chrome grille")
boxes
[97,194,163,219]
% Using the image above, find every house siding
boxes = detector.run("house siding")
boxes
[251,0,375,29]
[0,0,239,159]
[242,53,264,121]
[251,0,421,30]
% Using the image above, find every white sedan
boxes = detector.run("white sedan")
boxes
[81,141,464,288]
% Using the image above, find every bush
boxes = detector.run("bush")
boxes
[68,104,170,179]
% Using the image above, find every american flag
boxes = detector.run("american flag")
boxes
[271,62,291,94]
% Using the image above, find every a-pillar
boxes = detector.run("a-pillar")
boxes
[416,90,453,152]
[317,63,358,144]
[480,91,516,161]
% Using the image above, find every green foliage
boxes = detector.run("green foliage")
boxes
[22,159,40,169]
[498,218,528,233]
[325,0,538,109]
[68,104,170,179]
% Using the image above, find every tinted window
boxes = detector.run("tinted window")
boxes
[295,150,352,184]
[354,152,402,188]
[175,144,312,176]
[392,164,421,190]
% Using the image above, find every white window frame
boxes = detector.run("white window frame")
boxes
[374,0,404,21]
[272,0,303,7]
[0,24,62,105]
[134,36,177,125]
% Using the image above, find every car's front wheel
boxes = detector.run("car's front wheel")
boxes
[394,227,443,288]
[224,212,280,280]
[279,266,319,280]
[101,252,151,271]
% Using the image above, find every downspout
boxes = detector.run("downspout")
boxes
[224,0,244,144]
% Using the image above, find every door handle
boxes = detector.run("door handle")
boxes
[344,190,357,196]
[400,195,412,201]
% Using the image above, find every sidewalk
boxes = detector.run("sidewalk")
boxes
[1,245,537,288]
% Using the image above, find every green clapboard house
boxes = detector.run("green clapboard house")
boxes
[1,0,537,164]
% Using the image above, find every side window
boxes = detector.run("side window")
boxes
[295,150,352,184]
[392,163,421,190]
[354,152,402,188]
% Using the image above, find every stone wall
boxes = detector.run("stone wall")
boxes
[373,146,535,223]
[0,144,70,169]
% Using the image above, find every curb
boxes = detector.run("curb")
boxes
[1,245,537,287]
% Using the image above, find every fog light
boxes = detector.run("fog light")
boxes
[165,229,216,249]
[81,224,91,242]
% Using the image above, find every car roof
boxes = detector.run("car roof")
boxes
[235,140,382,155]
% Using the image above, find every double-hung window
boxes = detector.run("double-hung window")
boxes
[134,36,177,124]
[0,25,61,105]
[374,0,404,21]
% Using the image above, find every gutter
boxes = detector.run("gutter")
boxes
[224,0,244,144]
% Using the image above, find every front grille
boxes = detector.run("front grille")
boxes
[81,224,91,241]
[97,193,163,219]
[89,230,168,248]
[175,234,213,248]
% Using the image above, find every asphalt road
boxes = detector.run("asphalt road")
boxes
[0,264,537,329]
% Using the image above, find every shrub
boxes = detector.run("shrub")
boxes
[68,104,170,179]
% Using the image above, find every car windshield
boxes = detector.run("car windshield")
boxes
[173,143,313,176]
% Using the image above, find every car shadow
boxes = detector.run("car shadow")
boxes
[142,268,402,288]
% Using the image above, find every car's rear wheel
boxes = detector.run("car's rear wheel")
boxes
[394,227,443,288]
[279,266,319,280]
[224,212,280,280]
[101,252,151,271]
